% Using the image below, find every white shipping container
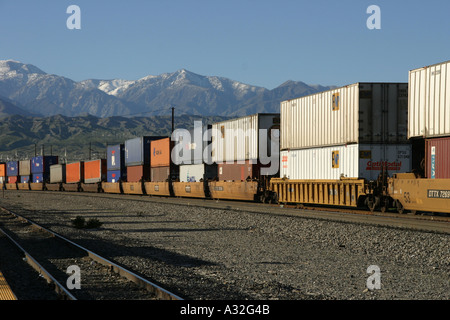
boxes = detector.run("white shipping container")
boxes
[280,144,411,181]
[19,160,31,176]
[408,60,450,138]
[50,164,65,183]
[281,83,408,150]
[179,164,217,182]
[211,113,280,163]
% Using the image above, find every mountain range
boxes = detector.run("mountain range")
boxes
[0,59,335,118]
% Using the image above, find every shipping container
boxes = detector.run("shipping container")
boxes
[8,176,18,184]
[32,173,49,183]
[150,138,173,168]
[172,123,213,165]
[124,136,166,167]
[127,165,150,182]
[20,176,30,183]
[281,83,408,150]
[50,164,66,183]
[218,160,273,181]
[425,137,450,179]
[107,144,125,171]
[179,164,218,182]
[107,170,125,183]
[280,144,412,181]
[66,162,84,184]
[83,159,107,184]
[408,60,450,138]
[19,160,31,176]
[31,156,58,174]
[211,113,280,163]
[0,163,6,178]
[7,161,18,176]
[151,166,170,182]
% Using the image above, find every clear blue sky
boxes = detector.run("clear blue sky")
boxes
[1,0,449,89]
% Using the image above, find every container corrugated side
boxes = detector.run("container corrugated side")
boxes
[19,160,31,176]
[7,162,18,176]
[20,176,30,183]
[281,83,408,150]
[50,164,65,183]
[107,144,125,171]
[179,164,218,182]
[32,173,48,183]
[280,144,411,180]
[211,113,280,163]
[0,163,6,177]
[83,159,106,183]
[107,170,124,183]
[425,137,450,179]
[126,165,150,182]
[151,138,172,168]
[66,162,84,183]
[408,61,450,138]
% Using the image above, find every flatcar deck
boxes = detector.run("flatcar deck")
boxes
[0,270,16,300]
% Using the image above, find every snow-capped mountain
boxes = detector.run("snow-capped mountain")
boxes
[0,60,335,118]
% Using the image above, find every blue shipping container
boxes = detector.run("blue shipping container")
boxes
[7,161,19,176]
[107,170,126,183]
[31,156,59,174]
[107,144,125,171]
[32,173,49,183]
[125,136,165,167]
[20,176,30,183]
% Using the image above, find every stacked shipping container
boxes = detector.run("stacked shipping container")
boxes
[19,160,30,183]
[7,161,18,183]
[107,144,126,183]
[31,156,58,183]
[0,163,6,183]
[409,60,450,179]
[150,137,178,181]
[211,113,280,181]
[280,83,411,180]
[125,137,153,182]
[175,124,218,182]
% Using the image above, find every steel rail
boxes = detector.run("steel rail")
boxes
[0,224,77,300]
[0,207,183,301]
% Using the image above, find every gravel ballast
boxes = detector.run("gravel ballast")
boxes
[0,190,448,300]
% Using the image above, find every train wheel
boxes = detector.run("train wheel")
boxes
[366,196,379,213]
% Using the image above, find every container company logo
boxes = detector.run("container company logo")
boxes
[366,161,402,171]
[171,121,279,176]
[153,148,162,156]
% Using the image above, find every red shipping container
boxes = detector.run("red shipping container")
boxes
[66,162,84,183]
[8,176,18,183]
[127,165,150,182]
[426,137,450,179]
[218,160,272,181]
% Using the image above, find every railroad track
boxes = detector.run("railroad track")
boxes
[9,190,449,234]
[0,206,183,300]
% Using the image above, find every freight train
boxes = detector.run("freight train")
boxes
[1,61,450,215]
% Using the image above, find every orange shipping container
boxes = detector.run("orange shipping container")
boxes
[84,159,107,183]
[66,162,84,183]
[150,138,172,168]
[0,163,6,177]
